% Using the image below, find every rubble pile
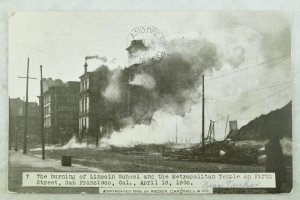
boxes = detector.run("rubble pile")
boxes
[109,141,261,165]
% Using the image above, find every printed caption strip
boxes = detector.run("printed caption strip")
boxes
[23,172,275,194]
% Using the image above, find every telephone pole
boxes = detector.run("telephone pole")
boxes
[40,65,45,160]
[18,58,37,154]
[224,115,229,140]
[175,117,178,144]
[201,75,205,151]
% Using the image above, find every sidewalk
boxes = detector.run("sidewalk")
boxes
[8,150,102,193]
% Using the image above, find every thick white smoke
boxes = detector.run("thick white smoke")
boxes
[101,109,197,147]
[102,68,122,102]
[100,103,227,147]
[129,73,156,89]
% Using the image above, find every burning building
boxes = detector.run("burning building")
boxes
[78,59,112,144]
[79,54,136,144]
[80,36,223,146]
[78,63,99,143]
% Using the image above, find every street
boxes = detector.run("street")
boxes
[8,150,101,193]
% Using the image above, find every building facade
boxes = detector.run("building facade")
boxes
[79,61,122,144]
[9,98,41,149]
[78,66,92,142]
[78,63,104,143]
[43,81,80,144]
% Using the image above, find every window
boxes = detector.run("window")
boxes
[44,117,51,127]
[82,97,85,112]
[79,99,82,112]
[82,98,84,112]
[86,96,89,111]
[86,117,89,129]
[85,97,87,112]
[86,79,89,89]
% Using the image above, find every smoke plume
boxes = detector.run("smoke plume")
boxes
[99,13,291,146]
[129,73,156,89]
[99,56,107,63]
[102,68,122,103]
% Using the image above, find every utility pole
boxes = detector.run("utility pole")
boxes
[96,127,99,147]
[54,88,58,144]
[8,97,12,150]
[201,75,205,151]
[40,65,45,160]
[224,115,229,140]
[175,117,178,144]
[18,58,37,154]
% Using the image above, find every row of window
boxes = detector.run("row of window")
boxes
[44,105,76,115]
[44,117,51,127]
[80,78,89,91]
[79,96,89,113]
[44,114,74,127]
[79,117,89,130]
[44,95,51,105]
[44,95,77,104]
[58,105,77,112]
[44,106,51,115]
[57,97,77,104]
[58,113,74,119]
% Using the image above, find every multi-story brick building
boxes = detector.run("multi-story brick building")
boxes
[78,63,92,142]
[78,63,112,144]
[9,98,41,149]
[43,81,80,144]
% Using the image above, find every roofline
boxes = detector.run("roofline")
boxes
[79,72,91,79]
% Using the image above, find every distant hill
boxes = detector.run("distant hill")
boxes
[228,101,292,140]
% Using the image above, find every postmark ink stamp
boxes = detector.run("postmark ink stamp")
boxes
[126,26,166,66]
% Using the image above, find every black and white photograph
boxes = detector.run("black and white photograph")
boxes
[8,11,292,194]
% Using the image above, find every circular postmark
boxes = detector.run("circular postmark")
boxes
[126,26,166,66]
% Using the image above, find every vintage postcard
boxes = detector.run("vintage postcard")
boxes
[8,11,292,194]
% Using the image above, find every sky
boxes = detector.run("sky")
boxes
[8,12,292,144]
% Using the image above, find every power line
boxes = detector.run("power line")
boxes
[208,55,290,80]
[219,85,292,120]
[206,81,292,102]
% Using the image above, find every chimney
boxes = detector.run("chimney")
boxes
[84,62,88,74]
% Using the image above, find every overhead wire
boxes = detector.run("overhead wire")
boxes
[216,85,292,121]
[201,54,291,123]
[207,54,290,80]
[205,81,292,102]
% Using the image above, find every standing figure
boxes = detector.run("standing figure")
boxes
[265,134,287,193]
